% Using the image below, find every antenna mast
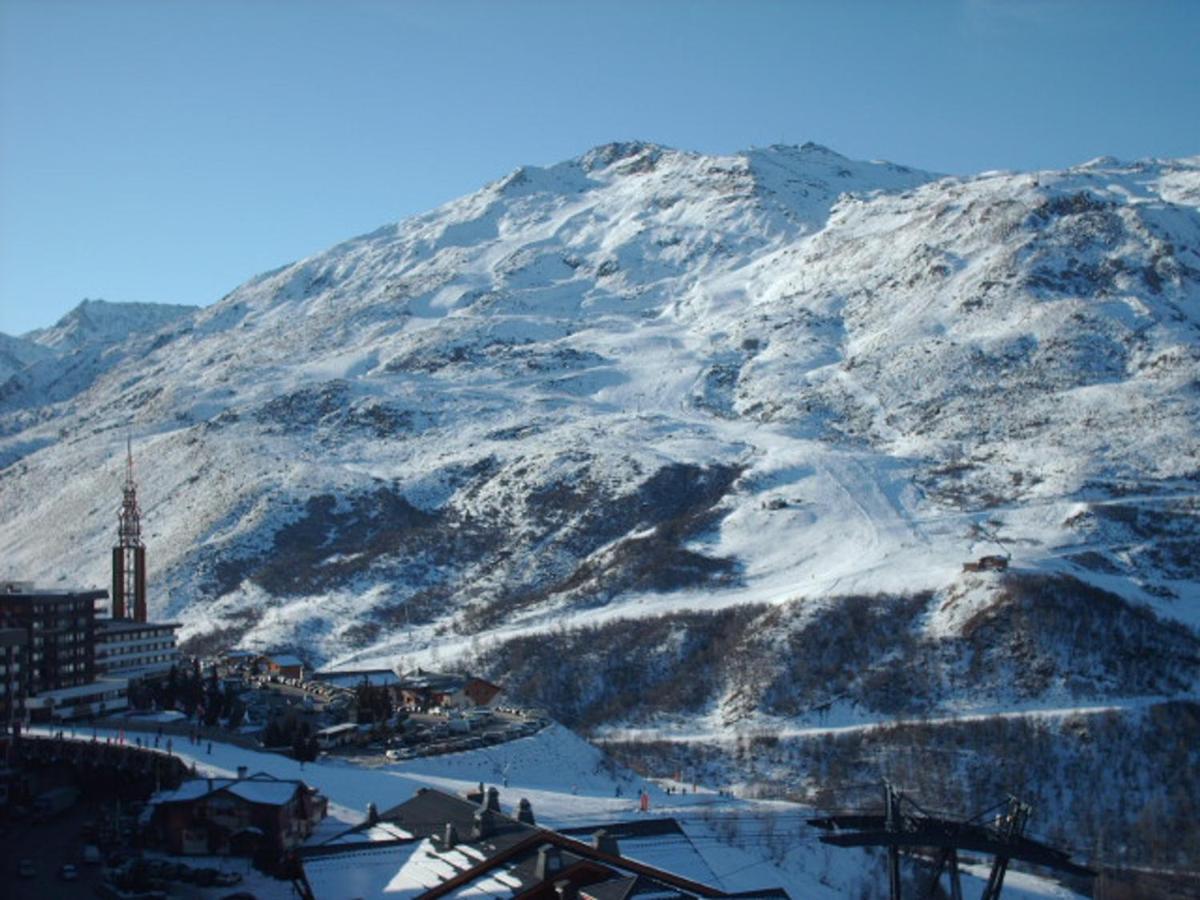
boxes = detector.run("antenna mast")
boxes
[112,434,147,621]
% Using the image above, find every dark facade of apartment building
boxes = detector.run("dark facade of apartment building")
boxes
[0,627,29,726]
[0,584,105,696]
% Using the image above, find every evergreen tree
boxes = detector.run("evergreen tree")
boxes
[227,699,246,730]
[263,718,284,747]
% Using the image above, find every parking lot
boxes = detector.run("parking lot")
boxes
[0,793,263,900]
[2,797,110,900]
[323,708,549,764]
[141,661,551,770]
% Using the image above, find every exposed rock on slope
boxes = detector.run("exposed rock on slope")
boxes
[3,143,1198,873]
[0,145,1196,694]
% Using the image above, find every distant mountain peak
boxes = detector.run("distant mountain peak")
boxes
[26,298,199,352]
[578,140,665,172]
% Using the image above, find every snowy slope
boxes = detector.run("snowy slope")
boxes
[0,298,200,426]
[0,142,1197,725]
[30,724,1087,899]
[0,331,54,382]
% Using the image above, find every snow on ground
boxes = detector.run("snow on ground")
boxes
[5,144,1193,895]
[31,723,1087,899]
[5,145,1197,668]
[598,693,1191,745]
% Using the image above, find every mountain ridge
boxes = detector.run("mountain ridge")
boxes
[0,142,1196,690]
[22,297,199,352]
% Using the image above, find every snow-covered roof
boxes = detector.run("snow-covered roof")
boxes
[304,841,433,897]
[24,676,129,702]
[151,774,306,808]
[153,779,220,804]
[398,670,466,691]
[559,818,719,886]
[301,787,785,898]
[319,821,414,846]
[316,670,402,688]
[227,779,303,805]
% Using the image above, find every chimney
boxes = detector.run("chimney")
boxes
[207,777,213,792]
[443,822,458,848]
[486,786,500,813]
[591,828,619,856]
[367,802,379,825]
[534,845,562,881]
[472,808,494,840]
[516,797,536,825]
[236,765,248,780]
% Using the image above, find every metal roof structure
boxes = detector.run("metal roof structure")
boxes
[809,783,1095,900]
[299,786,790,899]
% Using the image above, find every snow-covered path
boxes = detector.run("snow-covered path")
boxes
[599,694,1190,744]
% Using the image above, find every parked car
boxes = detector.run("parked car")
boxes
[144,858,170,878]
[18,858,35,878]
[60,863,80,880]
[106,848,134,867]
[33,785,80,821]
[83,843,103,864]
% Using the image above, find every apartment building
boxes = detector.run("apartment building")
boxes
[96,617,181,680]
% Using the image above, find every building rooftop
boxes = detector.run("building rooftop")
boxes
[398,669,468,692]
[268,654,304,667]
[558,818,721,886]
[0,586,107,602]
[97,618,181,633]
[152,772,315,808]
[313,667,401,687]
[302,787,791,898]
[99,661,176,680]
[25,676,129,702]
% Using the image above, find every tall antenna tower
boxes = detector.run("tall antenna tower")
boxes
[112,434,147,622]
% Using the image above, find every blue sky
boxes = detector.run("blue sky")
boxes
[2,0,1197,335]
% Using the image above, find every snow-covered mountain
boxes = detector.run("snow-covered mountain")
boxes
[0,331,54,382]
[3,142,1195,655]
[23,297,198,353]
[1,142,1198,867]
[0,298,198,421]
